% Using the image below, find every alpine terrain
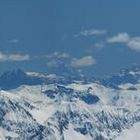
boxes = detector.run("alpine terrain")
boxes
[0,66,140,140]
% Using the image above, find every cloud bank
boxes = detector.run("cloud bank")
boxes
[107,33,130,43]
[45,52,70,59]
[71,56,96,67]
[0,52,30,62]
[75,29,107,37]
[107,33,140,52]
[127,37,140,52]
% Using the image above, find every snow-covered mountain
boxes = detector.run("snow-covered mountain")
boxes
[0,66,140,139]
[101,65,140,89]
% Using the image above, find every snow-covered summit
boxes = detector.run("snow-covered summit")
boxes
[0,81,139,139]
[0,66,140,139]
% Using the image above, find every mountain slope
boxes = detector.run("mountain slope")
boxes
[0,66,140,139]
[0,81,139,139]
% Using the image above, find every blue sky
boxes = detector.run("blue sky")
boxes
[1,0,140,76]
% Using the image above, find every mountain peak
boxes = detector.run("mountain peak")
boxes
[0,69,27,89]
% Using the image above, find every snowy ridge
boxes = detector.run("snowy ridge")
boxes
[0,66,140,139]
[0,80,138,139]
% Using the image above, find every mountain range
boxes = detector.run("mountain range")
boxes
[0,66,140,139]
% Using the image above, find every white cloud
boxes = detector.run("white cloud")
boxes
[75,29,107,37]
[8,39,19,43]
[71,56,96,67]
[107,33,130,43]
[127,37,140,52]
[45,52,70,67]
[53,52,70,58]
[45,52,70,59]
[47,60,58,67]
[94,43,104,48]
[0,52,30,61]
[107,32,140,52]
